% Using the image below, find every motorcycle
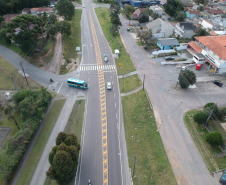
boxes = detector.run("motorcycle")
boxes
[50,78,54,82]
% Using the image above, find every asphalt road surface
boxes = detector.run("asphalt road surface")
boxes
[0,1,131,185]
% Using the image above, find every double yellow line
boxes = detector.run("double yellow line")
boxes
[89,11,108,185]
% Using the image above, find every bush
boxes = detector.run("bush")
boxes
[203,103,220,117]
[206,131,224,146]
[193,111,208,126]
[181,58,187,61]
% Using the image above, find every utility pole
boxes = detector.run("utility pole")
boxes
[133,156,136,177]
[143,74,145,91]
[203,104,216,130]
[20,62,29,85]
[11,76,19,92]
[123,73,124,91]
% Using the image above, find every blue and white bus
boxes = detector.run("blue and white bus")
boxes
[67,78,88,90]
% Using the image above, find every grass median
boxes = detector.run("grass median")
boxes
[60,9,82,74]
[184,110,226,172]
[16,99,66,185]
[95,8,141,92]
[45,99,85,185]
[0,56,40,90]
[122,90,176,185]
[118,74,141,93]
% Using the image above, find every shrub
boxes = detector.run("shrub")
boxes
[193,111,209,126]
[203,103,220,117]
[206,131,223,146]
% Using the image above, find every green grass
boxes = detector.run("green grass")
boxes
[44,99,85,185]
[0,39,25,57]
[74,0,82,4]
[184,109,226,172]
[118,74,141,93]
[95,8,136,75]
[122,90,176,185]
[61,9,82,74]
[136,41,143,46]
[0,56,40,90]
[16,99,66,185]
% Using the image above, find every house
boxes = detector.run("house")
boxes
[129,0,160,7]
[184,2,194,8]
[214,15,226,27]
[185,11,202,18]
[205,9,224,18]
[157,38,179,50]
[149,5,163,16]
[3,14,22,23]
[132,8,146,19]
[30,7,53,15]
[188,35,226,74]
[201,19,214,31]
[175,22,197,38]
[146,18,174,38]
[22,8,31,14]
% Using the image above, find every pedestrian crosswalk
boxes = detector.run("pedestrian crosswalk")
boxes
[78,65,116,71]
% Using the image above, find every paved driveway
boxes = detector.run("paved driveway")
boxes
[119,14,225,185]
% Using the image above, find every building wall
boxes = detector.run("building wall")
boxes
[183,30,194,38]
[157,40,176,50]
[151,25,162,34]
[161,22,174,37]
[201,20,213,30]
[185,11,199,18]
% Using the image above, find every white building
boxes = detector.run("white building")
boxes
[201,19,214,31]
[146,18,174,38]
[175,22,197,38]
[149,5,163,16]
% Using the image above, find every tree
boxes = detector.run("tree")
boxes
[0,28,7,40]
[124,5,135,16]
[111,15,122,26]
[138,14,149,23]
[55,21,71,36]
[110,24,118,36]
[56,0,75,21]
[48,24,58,39]
[193,111,209,126]
[0,15,4,24]
[47,132,80,184]
[191,27,209,40]
[179,70,196,89]
[206,131,223,146]
[163,0,184,17]
[203,103,220,117]
[175,12,185,22]
[1,21,7,29]
[137,29,154,49]
[197,5,204,12]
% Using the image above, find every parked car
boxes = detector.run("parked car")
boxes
[83,5,85,8]
[219,170,226,185]
[165,56,174,60]
[213,80,223,87]
[181,66,187,71]
[104,54,108,62]
[127,28,130,31]
[107,82,112,90]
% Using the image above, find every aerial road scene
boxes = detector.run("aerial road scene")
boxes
[0,0,226,184]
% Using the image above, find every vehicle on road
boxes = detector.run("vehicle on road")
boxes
[50,78,54,82]
[213,80,223,87]
[165,56,174,60]
[181,66,187,71]
[67,78,88,89]
[104,54,108,62]
[127,28,130,31]
[219,170,226,185]
[196,64,201,70]
[88,179,91,185]
[83,5,85,8]
[107,82,112,90]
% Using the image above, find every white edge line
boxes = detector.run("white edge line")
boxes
[57,83,63,94]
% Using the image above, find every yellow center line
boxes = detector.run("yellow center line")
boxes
[89,10,108,185]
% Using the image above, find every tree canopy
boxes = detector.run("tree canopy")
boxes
[206,131,223,146]
[163,0,184,17]
[192,27,209,40]
[139,14,149,23]
[193,111,209,126]
[55,0,75,21]
[55,21,71,36]
[47,132,80,184]
[179,70,196,89]
[124,5,135,16]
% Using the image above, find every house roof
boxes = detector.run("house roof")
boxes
[31,7,53,12]
[146,18,163,29]
[179,22,197,31]
[203,7,210,10]
[22,8,31,13]
[211,9,224,14]
[221,15,226,18]
[206,10,213,14]
[195,53,205,58]
[158,38,179,46]
[195,35,226,60]
[133,8,146,15]
[188,41,202,53]
[3,14,22,23]
[188,10,202,16]
[184,2,193,7]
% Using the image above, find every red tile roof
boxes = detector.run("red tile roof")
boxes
[22,8,31,13]
[3,14,22,23]
[31,7,53,12]
[211,9,224,14]
[188,41,202,53]
[195,36,226,60]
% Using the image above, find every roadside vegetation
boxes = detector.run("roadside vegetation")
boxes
[16,98,66,185]
[60,9,82,74]
[45,99,85,185]
[122,90,176,185]
[184,104,226,173]
[96,7,142,92]
[118,74,141,93]
[0,56,40,90]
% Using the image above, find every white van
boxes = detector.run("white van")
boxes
[193,53,205,64]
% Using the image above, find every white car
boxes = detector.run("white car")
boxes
[181,66,187,71]
[107,82,112,90]
[83,5,85,8]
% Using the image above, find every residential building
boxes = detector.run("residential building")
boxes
[174,22,197,38]
[205,9,224,18]
[146,18,174,38]
[214,15,226,27]
[188,35,226,74]
[201,19,214,30]
[3,14,22,23]
[185,10,202,18]
[184,2,194,8]
[157,38,179,50]
[30,7,53,15]
[149,5,163,16]
[129,0,160,7]
[22,8,31,14]
[132,8,146,19]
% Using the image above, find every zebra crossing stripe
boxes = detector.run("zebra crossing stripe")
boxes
[78,65,116,71]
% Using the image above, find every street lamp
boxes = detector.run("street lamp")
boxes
[118,153,137,177]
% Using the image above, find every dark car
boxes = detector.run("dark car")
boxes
[165,56,174,60]
[213,80,223,87]
[127,28,130,31]
[219,170,226,185]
